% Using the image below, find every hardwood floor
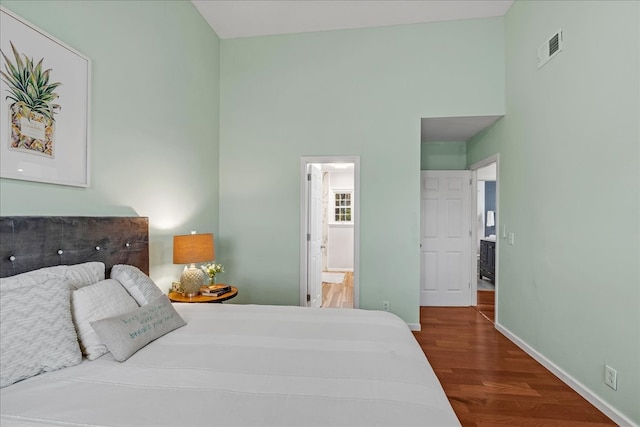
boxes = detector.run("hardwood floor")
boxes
[475,290,495,323]
[321,271,353,308]
[414,306,615,426]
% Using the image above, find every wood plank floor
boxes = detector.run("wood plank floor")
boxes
[321,271,353,308]
[414,306,616,426]
[475,290,495,323]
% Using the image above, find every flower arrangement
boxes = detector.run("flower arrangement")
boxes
[201,262,224,283]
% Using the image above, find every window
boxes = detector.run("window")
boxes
[333,191,352,223]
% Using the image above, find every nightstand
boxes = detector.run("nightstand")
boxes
[168,285,238,303]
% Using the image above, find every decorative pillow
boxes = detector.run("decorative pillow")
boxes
[42,262,105,290]
[91,295,186,362]
[110,264,163,306]
[63,262,106,290]
[0,271,82,388]
[71,279,138,360]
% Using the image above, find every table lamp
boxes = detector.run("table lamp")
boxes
[173,232,214,297]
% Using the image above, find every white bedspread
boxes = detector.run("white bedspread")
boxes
[1,304,459,426]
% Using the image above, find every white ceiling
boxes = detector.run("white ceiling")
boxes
[192,0,514,39]
[192,1,511,142]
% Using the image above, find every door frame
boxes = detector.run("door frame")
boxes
[469,154,500,321]
[299,156,360,308]
[307,163,323,307]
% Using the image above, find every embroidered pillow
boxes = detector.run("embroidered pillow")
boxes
[91,295,186,362]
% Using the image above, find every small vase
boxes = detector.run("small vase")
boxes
[209,276,216,285]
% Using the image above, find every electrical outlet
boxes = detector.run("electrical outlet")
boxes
[604,365,617,390]
[508,232,515,245]
[382,301,390,312]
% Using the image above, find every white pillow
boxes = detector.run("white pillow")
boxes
[64,262,106,290]
[91,295,186,362]
[110,265,163,306]
[71,279,138,360]
[42,262,105,290]
[0,271,82,387]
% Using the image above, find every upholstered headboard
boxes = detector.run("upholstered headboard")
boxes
[0,217,149,278]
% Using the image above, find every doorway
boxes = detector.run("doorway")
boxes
[300,156,360,309]
[419,170,473,306]
[470,155,499,323]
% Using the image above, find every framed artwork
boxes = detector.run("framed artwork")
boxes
[0,7,91,187]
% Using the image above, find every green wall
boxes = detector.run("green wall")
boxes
[421,141,467,170]
[2,0,637,422]
[467,1,640,423]
[219,19,505,324]
[0,1,220,288]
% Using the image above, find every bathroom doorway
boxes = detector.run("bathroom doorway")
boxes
[300,156,359,309]
[471,155,499,322]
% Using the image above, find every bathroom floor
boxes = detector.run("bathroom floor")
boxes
[477,277,495,290]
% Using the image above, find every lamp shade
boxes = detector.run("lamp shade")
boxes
[173,233,214,264]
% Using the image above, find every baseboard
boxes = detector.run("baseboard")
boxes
[495,322,637,427]
[407,323,421,331]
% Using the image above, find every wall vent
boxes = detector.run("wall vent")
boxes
[537,29,563,69]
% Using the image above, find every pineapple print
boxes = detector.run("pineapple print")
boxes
[1,41,61,157]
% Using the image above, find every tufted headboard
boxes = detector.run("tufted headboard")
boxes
[0,216,149,278]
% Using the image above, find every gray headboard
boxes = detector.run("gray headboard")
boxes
[0,216,149,278]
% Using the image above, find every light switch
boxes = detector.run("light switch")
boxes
[502,225,507,238]
[508,232,515,245]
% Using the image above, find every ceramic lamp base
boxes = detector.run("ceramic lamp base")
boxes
[180,265,206,297]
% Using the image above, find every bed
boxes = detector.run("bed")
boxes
[0,216,460,426]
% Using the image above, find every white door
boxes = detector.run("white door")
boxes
[307,164,323,307]
[420,171,472,306]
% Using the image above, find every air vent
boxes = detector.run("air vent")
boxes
[549,33,560,55]
[537,29,563,69]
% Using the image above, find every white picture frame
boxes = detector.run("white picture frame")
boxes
[0,6,91,187]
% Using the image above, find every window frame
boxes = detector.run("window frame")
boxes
[330,189,354,224]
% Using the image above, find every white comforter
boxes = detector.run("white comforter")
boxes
[0,304,459,426]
